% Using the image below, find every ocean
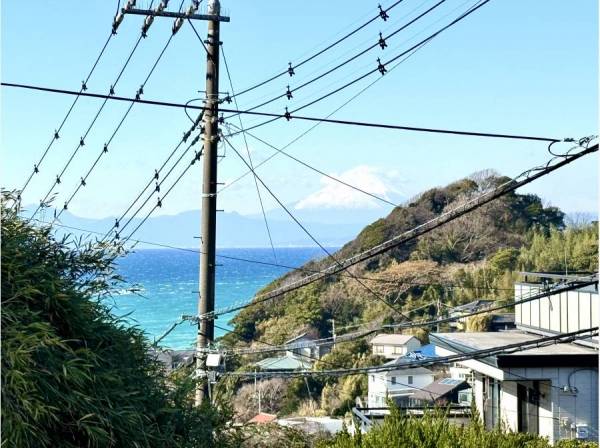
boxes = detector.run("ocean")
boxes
[112,247,333,349]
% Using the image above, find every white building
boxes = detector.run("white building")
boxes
[431,273,598,443]
[370,334,421,359]
[285,332,330,360]
[367,357,434,408]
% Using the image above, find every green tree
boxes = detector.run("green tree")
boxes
[1,195,238,447]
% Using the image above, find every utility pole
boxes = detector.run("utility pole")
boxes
[328,318,336,348]
[121,0,229,406]
[197,0,224,405]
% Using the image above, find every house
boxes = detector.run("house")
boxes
[285,332,331,360]
[411,378,471,406]
[370,333,421,359]
[150,348,195,372]
[254,353,312,371]
[432,272,598,443]
[368,357,434,409]
[448,299,494,329]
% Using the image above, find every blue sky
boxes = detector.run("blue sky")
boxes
[2,0,598,223]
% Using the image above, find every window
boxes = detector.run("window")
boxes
[393,346,404,354]
[375,345,384,354]
[407,375,413,385]
[391,376,396,385]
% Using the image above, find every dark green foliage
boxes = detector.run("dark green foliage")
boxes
[317,407,598,448]
[1,195,238,447]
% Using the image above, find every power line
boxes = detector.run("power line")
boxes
[32,217,521,295]
[221,45,278,264]
[224,327,598,378]
[196,142,598,321]
[224,122,399,208]
[196,278,597,356]
[103,110,204,241]
[224,135,410,320]
[17,32,114,203]
[120,139,203,244]
[57,33,177,219]
[1,82,564,144]
[29,33,145,219]
[225,0,492,137]
[218,0,447,119]
[118,136,202,242]
[225,0,410,101]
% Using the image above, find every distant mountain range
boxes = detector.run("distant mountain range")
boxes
[30,205,394,248]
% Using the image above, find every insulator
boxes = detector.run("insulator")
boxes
[157,197,162,208]
[183,130,192,142]
[80,137,85,147]
[378,4,389,21]
[142,16,154,37]
[286,85,293,100]
[377,58,387,75]
[63,202,68,210]
[112,13,125,34]
[378,32,387,50]
[288,62,295,77]
[80,177,86,187]
[284,107,291,121]
[218,113,224,124]
[155,182,160,193]
[54,130,60,139]
[81,81,88,91]
[109,85,115,96]
[56,175,61,185]
[154,169,159,180]
[34,164,39,174]
[103,143,109,153]
[172,17,184,35]
[115,219,120,229]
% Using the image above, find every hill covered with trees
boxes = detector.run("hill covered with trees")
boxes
[222,172,598,418]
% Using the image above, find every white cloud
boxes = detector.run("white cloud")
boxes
[295,165,405,210]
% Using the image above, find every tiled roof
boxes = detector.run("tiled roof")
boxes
[248,413,277,424]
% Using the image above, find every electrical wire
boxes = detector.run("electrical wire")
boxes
[2,82,563,144]
[221,45,278,263]
[225,0,491,137]
[57,33,177,219]
[17,32,114,203]
[30,33,145,219]
[224,135,410,320]
[196,143,598,321]
[224,327,598,378]
[30,217,523,295]
[219,0,448,118]
[224,122,399,208]
[103,110,204,241]
[226,0,410,101]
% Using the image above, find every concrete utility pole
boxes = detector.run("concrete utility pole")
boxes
[121,0,229,406]
[197,0,222,405]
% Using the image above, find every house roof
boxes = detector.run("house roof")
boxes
[431,330,598,368]
[247,413,277,424]
[285,332,312,344]
[370,334,417,346]
[411,378,470,401]
[254,354,312,370]
[450,300,494,313]
[381,356,434,375]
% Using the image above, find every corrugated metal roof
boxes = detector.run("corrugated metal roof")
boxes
[254,354,312,370]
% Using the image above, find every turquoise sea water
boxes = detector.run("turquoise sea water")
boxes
[112,247,332,349]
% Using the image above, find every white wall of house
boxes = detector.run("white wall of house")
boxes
[460,365,598,443]
[372,339,421,359]
[368,371,434,408]
[515,284,598,337]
